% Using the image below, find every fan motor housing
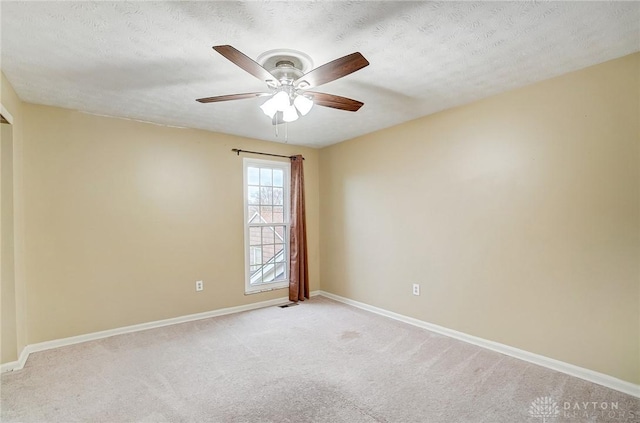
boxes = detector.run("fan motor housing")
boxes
[257,49,313,84]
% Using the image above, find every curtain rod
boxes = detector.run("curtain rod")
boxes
[231,148,304,160]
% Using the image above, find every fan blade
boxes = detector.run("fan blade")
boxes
[196,92,270,103]
[213,45,278,85]
[307,92,364,112]
[294,52,369,89]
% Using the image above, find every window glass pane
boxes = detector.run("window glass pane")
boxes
[273,263,286,280]
[247,205,260,223]
[263,272,275,283]
[273,169,284,187]
[248,186,259,205]
[262,227,275,244]
[260,187,272,205]
[275,226,286,241]
[249,227,261,246]
[272,206,284,223]
[273,188,283,205]
[260,206,272,223]
[250,265,262,276]
[248,167,260,185]
[260,168,272,186]
[274,244,284,262]
[262,244,275,264]
[250,246,262,265]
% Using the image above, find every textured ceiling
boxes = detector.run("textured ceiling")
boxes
[1,1,639,148]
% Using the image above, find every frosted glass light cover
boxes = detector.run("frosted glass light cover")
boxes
[294,95,313,116]
[282,105,299,122]
[272,91,290,112]
[260,97,277,118]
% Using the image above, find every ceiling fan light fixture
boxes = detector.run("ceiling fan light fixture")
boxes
[260,97,278,118]
[198,46,369,129]
[293,94,313,116]
[272,90,291,112]
[282,104,299,122]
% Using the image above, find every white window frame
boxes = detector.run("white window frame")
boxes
[243,158,290,294]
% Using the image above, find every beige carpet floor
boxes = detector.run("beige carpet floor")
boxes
[1,296,638,422]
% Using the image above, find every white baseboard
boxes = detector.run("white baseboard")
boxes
[0,348,29,373]
[318,290,640,398]
[1,291,320,374]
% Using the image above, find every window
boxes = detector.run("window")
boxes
[243,158,290,293]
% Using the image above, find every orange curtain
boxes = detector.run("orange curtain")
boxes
[289,155,309,302]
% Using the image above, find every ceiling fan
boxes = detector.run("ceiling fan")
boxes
[196,45,369,124]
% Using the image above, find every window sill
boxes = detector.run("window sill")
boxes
[244,284,288,295]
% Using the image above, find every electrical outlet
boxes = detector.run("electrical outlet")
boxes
[412,283,420,296]
[196,280,203,292]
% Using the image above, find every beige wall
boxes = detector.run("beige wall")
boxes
[21,104,320,343]
[319,53,640,384]
[2,122,17,362]
[1,71,27,364]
